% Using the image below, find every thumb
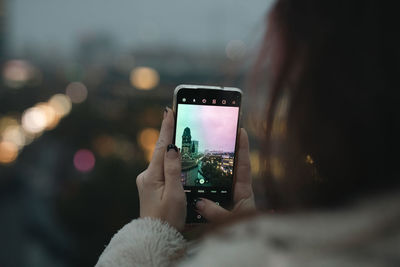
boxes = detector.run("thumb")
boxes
[195,198,231,222]
[164,144,182,192]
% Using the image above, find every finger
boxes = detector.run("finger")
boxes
[234,128,253,203]
[136,170,147,194]
[164,144,183,193]
[195,198,230,223]
[147,107,174,179]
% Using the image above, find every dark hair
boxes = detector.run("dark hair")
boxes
[254,0,400,210]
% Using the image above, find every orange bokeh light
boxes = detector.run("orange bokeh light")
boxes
[48,94,72,117]
[138,128,159,162]
[92,135,116,157]
[130,67,159,90]
[0,141,18,164]
[35,102,60,130]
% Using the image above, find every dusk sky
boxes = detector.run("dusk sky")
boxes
[7,0,272,56]
[176,104,239,153]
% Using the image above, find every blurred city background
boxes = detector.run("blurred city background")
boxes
[0,0,271,266]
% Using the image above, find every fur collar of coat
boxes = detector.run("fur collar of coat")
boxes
[96,192,400,267]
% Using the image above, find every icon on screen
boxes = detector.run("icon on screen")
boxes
[182,98,186,102]
[193,99,196,103]
[232,100,236,105]
[222,99,227,104]
[202,99,207,103]
[212,99,216,104]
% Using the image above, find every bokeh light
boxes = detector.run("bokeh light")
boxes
[225,40,246,61]
[92,135,116,157]
[138,128,159,162]
[0,116,19,133]
[92,135,135,162]
[1,125,26,149]
[250,150,260,176]
[22,107,47,134]
[48,94,72,117]
[138,128,159,150]
[66,82,88,104]
[306,154,314,165]
[271,157,284,180]
[0,141,19,164]
[130,67,159,90]
[73,149,96,172]
[2,60,40,88]
[35,102,59,130]
[1,96,72,163]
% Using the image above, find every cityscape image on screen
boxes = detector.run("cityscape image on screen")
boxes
[176,104,239,187]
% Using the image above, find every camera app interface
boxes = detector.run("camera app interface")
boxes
[176,101,239,189]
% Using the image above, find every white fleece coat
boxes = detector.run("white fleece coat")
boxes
[96,193,400,267]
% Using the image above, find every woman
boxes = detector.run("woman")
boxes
[96,0,400,266]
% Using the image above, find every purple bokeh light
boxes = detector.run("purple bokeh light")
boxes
[73,149,95,172]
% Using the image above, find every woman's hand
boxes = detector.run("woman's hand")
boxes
[136,108,186,231]
[195,128,256,222]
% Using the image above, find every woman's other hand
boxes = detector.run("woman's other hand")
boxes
[136,107,186,231]
[195,128,256,222]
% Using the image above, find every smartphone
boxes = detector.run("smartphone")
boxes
[173,84,242,223]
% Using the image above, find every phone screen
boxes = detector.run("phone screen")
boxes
[174,87,241,223]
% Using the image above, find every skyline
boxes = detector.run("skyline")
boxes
[176,104,239,153]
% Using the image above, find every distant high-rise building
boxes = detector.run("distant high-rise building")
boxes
[182,127,192,157]
[191,140,198,155]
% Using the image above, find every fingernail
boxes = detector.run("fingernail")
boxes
[195,198,205,210]
[163,107,168,119]
[166,144,178,158]
[193,198,201,208]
